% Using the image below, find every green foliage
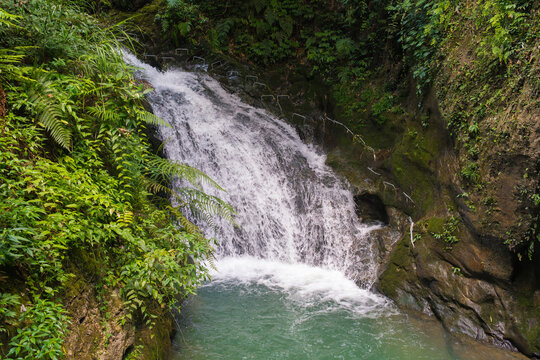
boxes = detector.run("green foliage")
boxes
[387,0,443,94]
[387,0,535,95]
[475,0,532,63]
[1,0,106,62]
[27,77,73,150]
[461,162,480,184]
[0,0,233,357]
[168,0,374,70]
[0,293,21,342]
[155,0,207,46]
[5,298,68,360]
[372,93,397,125]
[431,215,460,248]
[0,7,20,28]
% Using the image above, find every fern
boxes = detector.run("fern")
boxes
[0,49,24,65]
[251,0,267,13]
[137,110,170,127]
[175,187,236,226]
[216,18,235,43]
[167,205,203,235]
[27,78,72,150]
[87,103,121,123]
[0,8,20,28]
[142,176,172,197]
[142,170,236,230]
[146,155,224,191]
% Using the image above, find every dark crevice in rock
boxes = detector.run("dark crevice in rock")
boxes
[354,193,389,225]
[122,345,134,360]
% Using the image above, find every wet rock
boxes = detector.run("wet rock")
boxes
[64,279,135,360]
[376,228,540,357]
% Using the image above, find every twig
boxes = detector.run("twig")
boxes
[260,95,275,104]
[210,60,223,69]
[276,95,289,114]
[367,167,381,176]
[403,192,415,204]
[323,115,354,136]
[409,217,415,248]
[292,113,306,122]
[383,181,396,189]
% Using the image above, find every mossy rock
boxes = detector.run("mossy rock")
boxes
[385,122,445,215]
[108,0,166,47]
[513,289,540,355]
[378,236,414,299]
[423,217,447,235]
[129,308,174,360]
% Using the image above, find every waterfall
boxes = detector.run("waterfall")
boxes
[125,54,381,288]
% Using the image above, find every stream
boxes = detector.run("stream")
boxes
[125,53,520,360]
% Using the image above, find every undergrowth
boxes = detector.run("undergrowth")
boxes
[0,1,233,358]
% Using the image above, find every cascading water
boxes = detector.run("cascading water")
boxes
[123,54,499,360]
[125,53,380,288]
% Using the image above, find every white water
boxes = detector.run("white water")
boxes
[125,53,387,309]
[210,256,390,316]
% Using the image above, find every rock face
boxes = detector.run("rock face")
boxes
[63,268,174,360]
[378,225,540,355]
[322,87,539,356]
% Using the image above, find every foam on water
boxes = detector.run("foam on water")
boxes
[211,256,392,316]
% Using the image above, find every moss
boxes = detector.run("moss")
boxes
[423,217,446,235]
[326,149,371,189]
[384,121,446,215]
[378,236,413,299]
[107,0,165,46]
[514,289,540,354]
[132,308,174,360]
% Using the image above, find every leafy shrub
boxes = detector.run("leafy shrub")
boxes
[5,298,68,360]
[461,162,480,184]
[387,0,442,94]
[155,0,207,46]
[0,1,234,357]
[475,0,531,63]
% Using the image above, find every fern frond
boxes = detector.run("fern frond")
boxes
[0,49,24,64]
[206,253,218,271]
[146,156,224,191]
[137,110,170,127]
[87,104,121,123]
[175,187,236,226]
[166,205,202,235]
[142,177,173,196]
[0,8,21,28]
[27,78,72,150]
